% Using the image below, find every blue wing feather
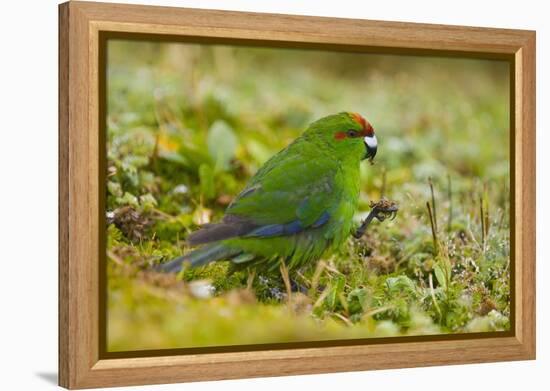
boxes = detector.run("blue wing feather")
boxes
[245,224,284,238]
[311,211,330,228]
[244,212,329,238]
[283,220,303,235]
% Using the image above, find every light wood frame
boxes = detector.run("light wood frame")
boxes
[59,1,536,389]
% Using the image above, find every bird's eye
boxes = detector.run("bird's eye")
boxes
[346,129,358,138]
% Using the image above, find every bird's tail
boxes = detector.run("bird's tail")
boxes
[157,243,241,273]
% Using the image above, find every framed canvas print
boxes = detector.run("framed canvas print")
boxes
[58,1,536,389]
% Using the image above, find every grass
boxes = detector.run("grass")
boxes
[106,40,511,351]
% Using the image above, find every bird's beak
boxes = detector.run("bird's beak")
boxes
[364,135,377,163]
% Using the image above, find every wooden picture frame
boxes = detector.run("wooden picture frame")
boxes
[59,1,536,388]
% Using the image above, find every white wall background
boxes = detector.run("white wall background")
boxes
[0,0,546,389]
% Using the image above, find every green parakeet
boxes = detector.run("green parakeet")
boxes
[159,112,378,274]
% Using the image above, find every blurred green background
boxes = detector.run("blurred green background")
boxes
[106,40,510,352]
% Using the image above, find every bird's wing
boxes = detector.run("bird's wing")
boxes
[227,150,339,227]
[187,146,341,245]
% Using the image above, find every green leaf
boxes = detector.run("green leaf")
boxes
[159,151,188,166]
[107,181,123,197]
[434,256,452,290]
[139,193,158,211]
[386,275,417,297]
[176,144,212,170]
[347,288,368,315]
[325,276,345,311]
[116,192,139,207]
[198,164,215,200]
[207,120,238,171]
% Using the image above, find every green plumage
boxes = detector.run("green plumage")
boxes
[159,112,376,274]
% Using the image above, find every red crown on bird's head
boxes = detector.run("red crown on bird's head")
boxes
[350,112,374,137]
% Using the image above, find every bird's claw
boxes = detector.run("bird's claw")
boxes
[372,204,399,222]
[353,198,399,239]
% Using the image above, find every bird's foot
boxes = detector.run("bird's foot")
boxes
[353,198,399,239]
[370,198,399,222]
